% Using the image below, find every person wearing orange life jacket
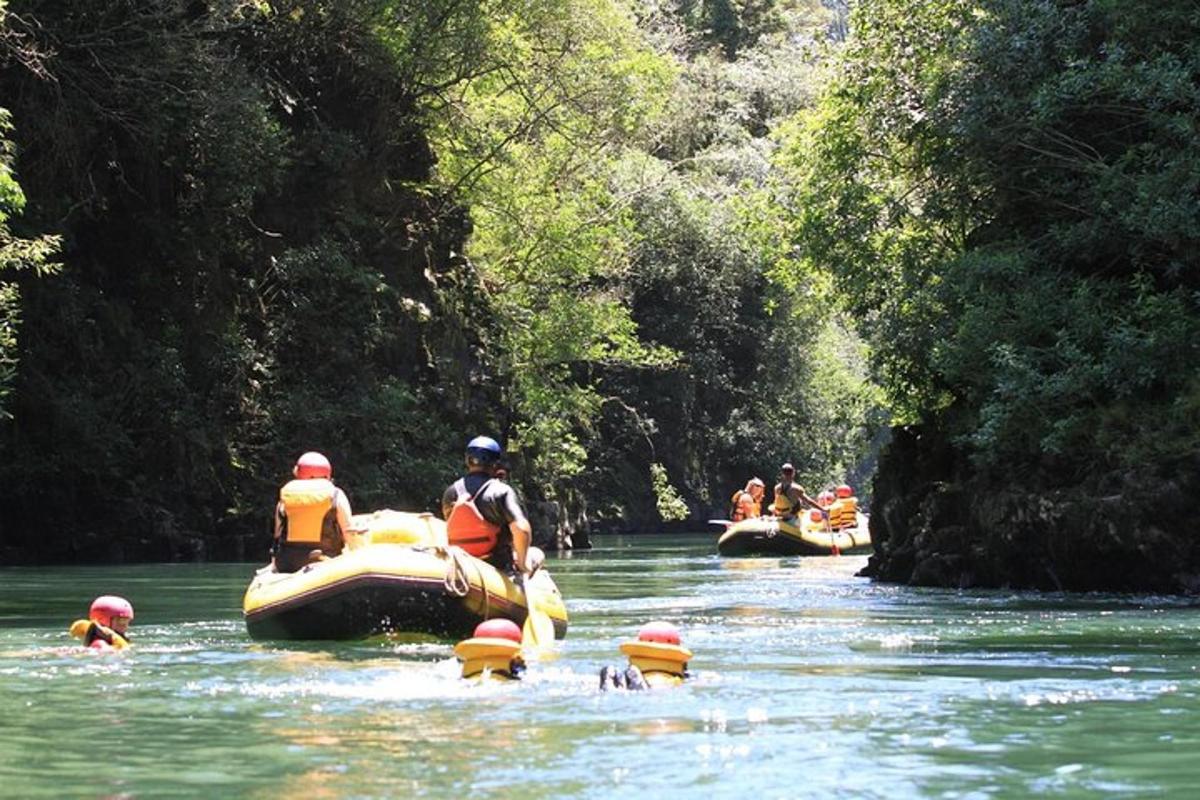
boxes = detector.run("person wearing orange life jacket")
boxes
[272,451,354,573]
[729,478,765,522]
[441,436,533,575]
[828,484,859,530]
[68,595,134,651]
[769,463,824,521]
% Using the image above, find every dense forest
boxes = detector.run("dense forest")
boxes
[0,0,878,562]
[1,0,1197,593]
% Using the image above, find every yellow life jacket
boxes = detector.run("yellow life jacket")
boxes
[773,484,798,517]
[279,478,340,549]
[69,619,130,650]
[453,636,524,680]
[619,640,692,686]
[831,497,859,529]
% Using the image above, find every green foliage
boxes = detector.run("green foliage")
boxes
[0,0,886,558]
[649,462,689,521]
[778,0,1200,484]
[425,0,679,481]
[0,104,59,418]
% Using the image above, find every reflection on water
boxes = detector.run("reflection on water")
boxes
[2,538,1200,798]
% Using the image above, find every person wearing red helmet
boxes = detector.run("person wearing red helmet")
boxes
[68,595,134,651]
[272,451,355,573]
[600,621,692,690]
[441,436,534,576]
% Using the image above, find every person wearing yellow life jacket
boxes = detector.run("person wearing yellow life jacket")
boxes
[68,595,134,651]
[272,451,354,573]
[730,477,765,522]
[441,436,533,576]
[600,621,692,690]
[769,463,824,521]
[454,618,526,681]
[828,484,859,530]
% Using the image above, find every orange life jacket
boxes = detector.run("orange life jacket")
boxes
[279,478,343,556]
[730,490,760,522]
[447,478,502,557]
[730,490,747,522]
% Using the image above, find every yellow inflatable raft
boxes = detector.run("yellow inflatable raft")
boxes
[716,510,872,557]
[243,510,568,641]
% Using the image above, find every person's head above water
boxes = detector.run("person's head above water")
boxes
[89,595,134,634]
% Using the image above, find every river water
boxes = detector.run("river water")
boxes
[2,534,1199,798]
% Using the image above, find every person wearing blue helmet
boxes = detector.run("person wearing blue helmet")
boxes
[441,436,534,575]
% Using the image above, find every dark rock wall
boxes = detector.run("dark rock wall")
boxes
[863,426,1200,594]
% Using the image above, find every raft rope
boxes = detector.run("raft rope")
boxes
[440,545,493,620]
[442,546,471,597]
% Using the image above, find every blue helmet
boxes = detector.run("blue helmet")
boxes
[465,436,502,467]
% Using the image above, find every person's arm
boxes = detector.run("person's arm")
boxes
[509,518,532,575]
[498,486,533,574]
[270,502,284,566]
[335,489,353,530]
[797,488,824,512]
[334,489,365,546]
[441,484,456,521]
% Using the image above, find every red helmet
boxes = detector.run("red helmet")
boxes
[474,618,522,643]
[294,451,332,479]
[817,491,835,507]
[638,621,681,646]
[836,484,853,498]
[809,509,824,522]
[89,595,134,627]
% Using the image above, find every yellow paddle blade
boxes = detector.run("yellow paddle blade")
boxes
[521,584,556,651]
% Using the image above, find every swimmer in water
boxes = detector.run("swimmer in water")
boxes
[69,595,134,651]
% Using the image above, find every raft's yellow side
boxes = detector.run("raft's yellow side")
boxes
[243,510,568,640]
[717,513,871,556]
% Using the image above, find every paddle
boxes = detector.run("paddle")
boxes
[519,547,555,649]
[707,519,734,528]
[520,574,556,649]
[822,508,841,556]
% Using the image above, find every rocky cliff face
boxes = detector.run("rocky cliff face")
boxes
[862,426,1200,594]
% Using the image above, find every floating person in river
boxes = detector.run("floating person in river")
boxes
[442,435,535,577]
[599,621,692,690]
[454,618,527,681]
[729,477,766,522]
[769,463,825,522]
[272,451,356,573]
[69,595,134,651]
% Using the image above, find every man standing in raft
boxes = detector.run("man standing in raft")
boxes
[769,463,823,521]
[442,436,534,576]
[272,451,355,573]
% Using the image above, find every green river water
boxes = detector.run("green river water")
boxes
[2,534,1199,798]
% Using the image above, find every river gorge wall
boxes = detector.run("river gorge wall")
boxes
[862,426,1200,594]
